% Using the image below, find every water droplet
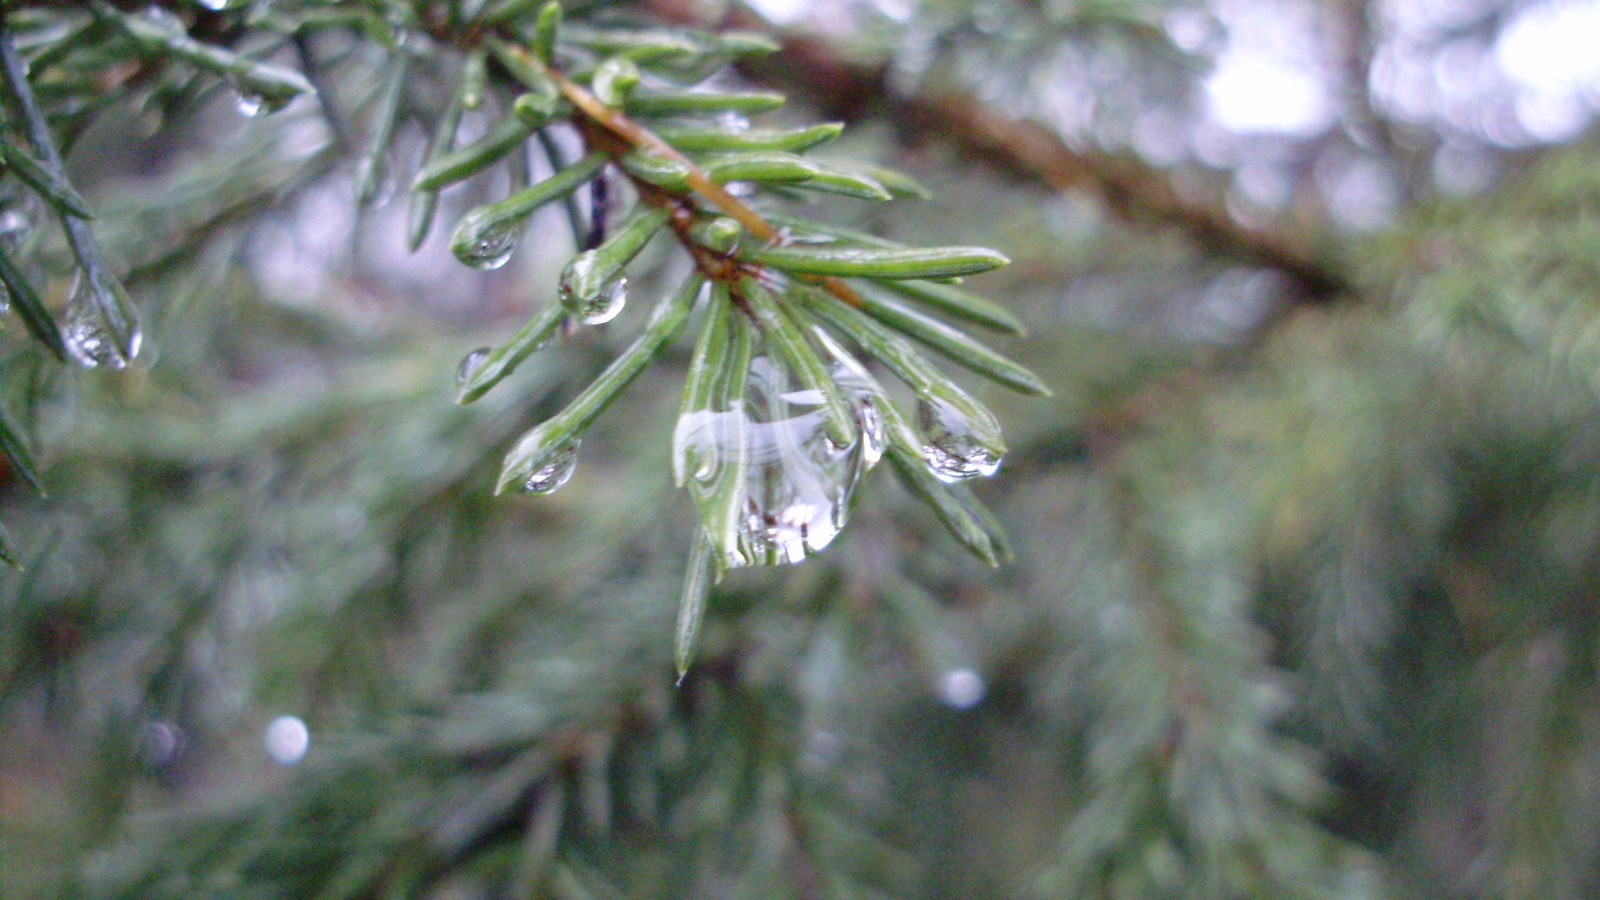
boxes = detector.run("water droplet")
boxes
[456,346,491,388]
[513,436,581,495]
[917,397,1002,482]
[558,250,628,324]
[264,715,310,765]
[63,273,141,370]
[936,668,986,709]
[736,350,885,565]
[452,219,522,270]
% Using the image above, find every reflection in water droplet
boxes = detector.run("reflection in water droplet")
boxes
[453,219,522,270]
[64,273,141,370]
[513,436,581,495]
[578,277,627,325]
[676,335,884,568]
[936,668,986,709]
[917,397,1002,482]
[456,346,491,388]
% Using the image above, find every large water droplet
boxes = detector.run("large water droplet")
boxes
[452,219,522,270]
[675,332,888,568]
[917,397,1002,481]
[512,436,581,496]
[456,346,491,388]
[63,273,141,370]
[735,353,877,565]
[680,336,886,568]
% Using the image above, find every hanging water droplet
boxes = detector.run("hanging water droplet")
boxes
[63,273,141,371]
[452,219,522,270]
[456,346,491,388]
[512,436,581,496]
[917,397,1002,482]
[558,249,628,324]
[733,354,872,565]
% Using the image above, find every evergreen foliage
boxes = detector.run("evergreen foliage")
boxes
[2,1,1600,899]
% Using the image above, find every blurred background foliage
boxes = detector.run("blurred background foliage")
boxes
[5,0,1600,898]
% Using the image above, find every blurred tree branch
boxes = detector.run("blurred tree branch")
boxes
[682,10,1355,303]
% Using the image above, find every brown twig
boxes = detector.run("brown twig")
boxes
[495,40,866,308]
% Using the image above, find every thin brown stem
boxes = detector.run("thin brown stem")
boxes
[495,40,864,308]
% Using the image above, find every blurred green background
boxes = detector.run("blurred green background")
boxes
[7,0,1600,897]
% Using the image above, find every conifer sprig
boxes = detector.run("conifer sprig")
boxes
[0,0,1039,662]
[408,3,1041,637]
